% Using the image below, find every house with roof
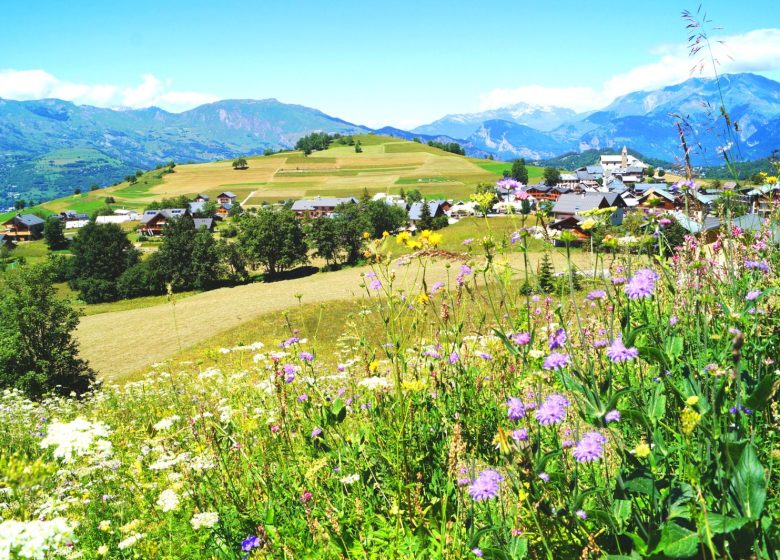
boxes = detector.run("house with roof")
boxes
[550,193,626,240]
[193,218,215,232]
[525,184,571,202]
[600,146,647,172]
[0,213,45,241]
[638,188,679,210]
[668,211,721,242]
[408,200,450,224]
[745,184,779,215]
[139,208,189,236]
[575,169,600,187]
[194,194,210,202]
[559,173,579,188]
[291,196,359,219]
[216,192,238,205]
[447,201,479,218]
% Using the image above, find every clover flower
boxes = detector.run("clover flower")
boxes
[468,469,503,501]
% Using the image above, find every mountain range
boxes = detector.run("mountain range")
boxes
[1,72,779,206]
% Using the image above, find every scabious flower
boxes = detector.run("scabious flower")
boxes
[572,431,607,463]
[311,428,322,438]
[586,289,607,300]
[369,279,382,290]
[538,472,550,482]
[449,352,459,364]
[624,268,658,299]
[548,328,566,350]
[430,281,445,294]
[543,352,570,371]
[606,336,639,363]
[511,428,528,441]
[299,351,314,362]
[242,535,261,552]
[576,509,588,520]
[512,332,531,345]
[605,409,621,423]
[746,289,761,301]
[472,548,484,557]
[468,469,503,501]
[507,397,526,420]
[535,394,569,426]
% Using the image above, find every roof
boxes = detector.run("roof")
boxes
[141,208,187,224]
[585,165,604,175]
[193,218,214,230]
[291,197,359,212]
[560,173,578,181]
[7,213,45,227]
[408,200,447,221]
[747,184,778,196]
[552,192,625,215]
[195,193,210,200]
[644,188,677,202]
[733,214,780,243]
[669,211,721,233]
[218,191,237,199]
[189,201,207,213]
[576,170,596,181]
[526,185,551,192]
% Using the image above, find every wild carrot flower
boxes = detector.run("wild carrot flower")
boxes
[506,397,526,420]
[572,431,607,463]
[606,337,639,363]
[543,352,570,370]
[535,394,569,425]
[625,268,658,299]
[468,469,503,501]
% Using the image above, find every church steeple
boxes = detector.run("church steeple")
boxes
[621,145,628,168]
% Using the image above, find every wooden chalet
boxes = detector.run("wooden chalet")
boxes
[216,192,238,205]
[194,194,211,202]
[291,196,359,219]
[139,208,188,236]
[637,188,679,210]
[0,213,45,241]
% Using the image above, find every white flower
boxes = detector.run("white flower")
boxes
[118,533,145,550]
[153,415,180,431]
[358,376,391,390]
[97,544,109,556]
[340,473,360,485]
[98,520,111,532]
[0,518,76,560]
[190,512,219,530]
[529,349,545,359]
[40,418,112,463]
[156,489,179,512]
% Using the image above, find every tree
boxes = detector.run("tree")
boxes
[308,217,342,267]
[233,157,249,170]
[543,167,561,186]
[69,222,139,303]
[238,208,308,275]
[355,140,363,153]
[537,252,555,293]
[406,189,422,203]
[74,188,82,195]
[364,200,407,238]
[657,169,666,178]
[0,265,95,399]
[14,199,26,210]
[332,203,370,264]
[511,159,529,184]
[43,218,68,250]
[646,166,655,179]
[417,200,434,231]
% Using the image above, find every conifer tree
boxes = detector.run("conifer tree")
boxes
[538,252,555,293]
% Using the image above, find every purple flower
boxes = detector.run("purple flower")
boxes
[576,509,588,520]
[535,394,569,426]
[472,548,484,558]
[604,409,621,423]
[468,469,503,501]
[612,276,626,285]
[548,328,567,350]
[282,336,300,348]
[297,393,308,402]
[538,472,550,482]
[606,337,639,363]
[311,428,322,438]
[370,279,382,290]
[669,315,678,326]
[572,431,607,463]
[507,397,526,420]
[478,352,493,361]
[512,332,531,345]
[299,351,314,362]
[625,269,658,300]
[497,177,521,190]
[511,231,522,244]
[586,290,607,300]
[746,289,761,301]
[511,428,528,441]
[462,238,474,246]
[449,352,460,364]
[242,535,261,552]
[543,352,570,370]
[430,281,445,294]
[283,363,297,383]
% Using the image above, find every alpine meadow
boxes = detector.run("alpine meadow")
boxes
[2,3,780,560]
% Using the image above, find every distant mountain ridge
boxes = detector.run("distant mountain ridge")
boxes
[1,72,779,206]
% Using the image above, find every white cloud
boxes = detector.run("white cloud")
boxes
[0,69,217,112]
[480,28,780,112]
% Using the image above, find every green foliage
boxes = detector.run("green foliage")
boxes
[405,189,423,203]
[154,215,223,291]
[542,166,561,185]
[232,157,248,170]
[0,265,94,398]
[43,218,67,250]
[295,132,334,155]
[537,251,555,292]
[426,140,465,155]
[511,158,529,183]
[238,208,308,275]
[354,140,363,153]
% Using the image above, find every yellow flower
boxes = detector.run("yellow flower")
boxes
[396,231,411,245]
[416,293,430,305]
[579,218,597,231]
[99,520,111,532]
[634,442,651,458]
[681,408,701,435]
[406,240,422,250]
[382,231,390,238]
[369,360,379,373]
[362,231,371,239]
[685,395,699,407]
[97,545,109,556]
[401,379,426,392]
[427,232,443,247]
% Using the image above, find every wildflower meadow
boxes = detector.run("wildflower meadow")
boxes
[2,194,780,559]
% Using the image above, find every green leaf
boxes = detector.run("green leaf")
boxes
[745,376,777,412]
[705,513,750,535]
[330,399,347,423]
[654,522,700,557]
[623,532,647,555]
[665,335,684,359]
[647,384,666,425]
[732,443,766,520]
[611,499,632,527]
[508,537,528,560]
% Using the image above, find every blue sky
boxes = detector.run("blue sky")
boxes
[1,0,779,128]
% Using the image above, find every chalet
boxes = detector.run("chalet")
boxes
[139,208,188,236]
[408,200,450,223]
[447,201,478,218]
[58,210,89,223]
[746,184,779,216]
[216,192,237,205]
[638,188,679,210]
[604,178,628,194]
[552,192,626,224]
[549,215,592,242]
[575,170,599,187]
[0,213,45,241]
[525,185,570,202]
[0,233,15,250]
[194,194,211,202]
[215,204,233,219]
[193,218,215,232]
[559,173,579,188]
[291,196,359,219]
